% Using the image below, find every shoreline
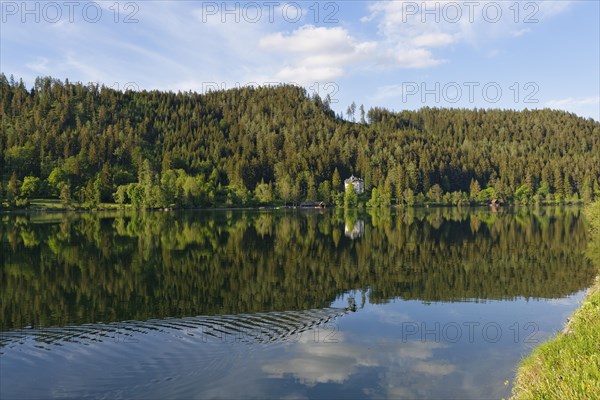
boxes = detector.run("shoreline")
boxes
[511,273,600,399]
[561,275,599,334]
[513,196,599,399]
[0,201,587,215]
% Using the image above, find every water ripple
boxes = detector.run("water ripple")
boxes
[1,307,353,350]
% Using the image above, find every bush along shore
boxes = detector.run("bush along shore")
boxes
[512,200,600,399]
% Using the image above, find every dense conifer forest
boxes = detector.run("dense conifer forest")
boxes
[1,74,599,209]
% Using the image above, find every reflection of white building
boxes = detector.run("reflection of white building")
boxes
[345,220,365,239]
[344,175,364,194]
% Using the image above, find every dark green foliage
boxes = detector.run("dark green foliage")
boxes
[1,74,599,208]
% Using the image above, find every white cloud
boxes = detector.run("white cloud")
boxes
[260,26,357,54]
[396,48,445,68]
[411,33,456,47]
[62,53,106,83]
[364,0,573,55]
[369,84,406,102]
[546,96,600,108]
[259,25,377,84]
[258,17,460,84]
[25,57,49,73]
[511,28,531,37]
[537,1,573,18]
[545,96,600,121]
[275,66,344,83]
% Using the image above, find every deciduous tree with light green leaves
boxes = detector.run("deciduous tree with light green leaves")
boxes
[344,184,358,208]
[254,179,273,204]
[20,176,40,199]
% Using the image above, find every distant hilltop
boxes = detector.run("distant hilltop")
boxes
[1,74,599,209]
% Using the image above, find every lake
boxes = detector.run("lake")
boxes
[0,207,596,399]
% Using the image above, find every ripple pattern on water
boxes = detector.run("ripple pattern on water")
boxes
[1,307,352,350]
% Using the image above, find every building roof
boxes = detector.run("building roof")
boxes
[344,175,363,183]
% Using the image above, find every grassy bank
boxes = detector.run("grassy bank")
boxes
[512,201,600,399]
[0,199,123,212]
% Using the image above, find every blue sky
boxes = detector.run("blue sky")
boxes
[1,1,598,120]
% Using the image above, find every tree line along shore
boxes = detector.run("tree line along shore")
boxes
[1,74,599,210]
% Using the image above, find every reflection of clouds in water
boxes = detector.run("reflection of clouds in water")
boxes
[262,332,456,394]
[264,357,360,386]
[386,386,414,398]
[380,341,455,398]
[413,360,456,375]
[262,333,378,386]
[454,348,520,399]
[279,393,309,400]
[392,340,446,360]
[370,307,412,326]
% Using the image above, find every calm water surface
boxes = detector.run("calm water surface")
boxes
[0,207,596,399]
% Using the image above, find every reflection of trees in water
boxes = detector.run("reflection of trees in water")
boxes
[1,207,595,330]
[344,220,364,239]
[343,209,364,239]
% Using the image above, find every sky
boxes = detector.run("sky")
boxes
[1,0,599,120]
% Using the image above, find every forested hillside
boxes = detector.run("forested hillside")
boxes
[1,74,599,208]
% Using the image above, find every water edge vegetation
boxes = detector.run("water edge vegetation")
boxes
[512,200,600,399]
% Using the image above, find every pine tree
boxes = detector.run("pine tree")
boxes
[306,174,317,201]
[138,159,155,207]
[470,179,481,200]
[60,183,71,206]
[332,168,342,192]
[7,172,19,206]
[277,175,293,206]
[553,167,564,198]
[563,173,573,198]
